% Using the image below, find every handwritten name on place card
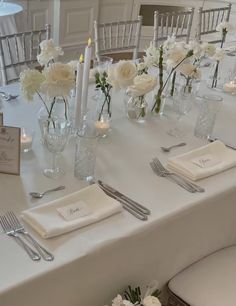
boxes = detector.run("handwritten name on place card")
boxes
[0,126,20,175]
[57,201,92,221]
[191,154,222,169]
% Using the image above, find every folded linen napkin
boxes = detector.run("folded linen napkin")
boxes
[167,141,236,181]
[21,184,122,239]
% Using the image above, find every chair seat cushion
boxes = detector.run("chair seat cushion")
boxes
[168,246,236,306]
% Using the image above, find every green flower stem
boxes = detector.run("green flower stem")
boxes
[152,49,193,113]
[36,91,50,115]
[48,97,56,119]
[62,97,68,120]
[170,71,176,96]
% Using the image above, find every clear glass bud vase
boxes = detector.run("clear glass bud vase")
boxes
[94,90,112,137]
[126,95,148,123]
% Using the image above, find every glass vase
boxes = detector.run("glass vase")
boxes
[93,90,112,137]
[126,95,148,123]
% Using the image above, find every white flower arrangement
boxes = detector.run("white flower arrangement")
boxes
[20,39,75,120]
[105,282,161,306]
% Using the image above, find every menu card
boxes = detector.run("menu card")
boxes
[0,126,20,175]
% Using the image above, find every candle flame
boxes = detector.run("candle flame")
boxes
[79,54,84,63]
[88,38,92,46]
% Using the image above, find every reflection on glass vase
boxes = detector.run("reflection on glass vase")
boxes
[126,95,148,123]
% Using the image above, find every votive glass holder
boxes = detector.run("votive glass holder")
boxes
[21,127,34,153]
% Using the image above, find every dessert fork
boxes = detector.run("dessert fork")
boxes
[150,161,196,193]
[0,215,41,261]
[153,158,205,193]
[6,211,54,261]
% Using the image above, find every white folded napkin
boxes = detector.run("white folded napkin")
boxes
[167,141,236,181]
[21,184,122,239]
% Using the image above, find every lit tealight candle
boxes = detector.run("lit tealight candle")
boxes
[21,128,33,152]
[94,120,110,136]
[223,80,236,94]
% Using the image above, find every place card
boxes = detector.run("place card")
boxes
[57,201,92,221]
[0,126,21,175]
[191,154,221,169]
[0,112,3,125]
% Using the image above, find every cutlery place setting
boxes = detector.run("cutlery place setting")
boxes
[0,211,54,261]
[0,91,19,101]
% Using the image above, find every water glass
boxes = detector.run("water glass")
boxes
[74,127,98,182]
[194,94,223,140]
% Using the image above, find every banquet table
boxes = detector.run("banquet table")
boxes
[1,78,236,306]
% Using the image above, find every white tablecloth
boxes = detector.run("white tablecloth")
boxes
[0,81,236,306]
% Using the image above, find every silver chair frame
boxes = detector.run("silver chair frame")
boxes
[196,3,232,43]
[153,8,194,47]
[0,24,50,85]
[94,16,143,61]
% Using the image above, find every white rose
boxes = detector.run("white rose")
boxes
[143,295,162,306]
[211,47,225,61]
[107,60,137,89]
[37,39,64,66]
[41,63,75,97]
[216,21,234,33]
[178,63,201,79]
[127,74,157,97]
[20,69,45,101]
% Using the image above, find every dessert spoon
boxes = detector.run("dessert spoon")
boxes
[161,142,186,152]
[29,186,65,198]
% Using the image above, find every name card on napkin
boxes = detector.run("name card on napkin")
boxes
[0,126,20,175]
[191,154,222,169]
[57,201,91,221]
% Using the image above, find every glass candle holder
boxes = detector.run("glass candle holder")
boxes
[21,128,34,153]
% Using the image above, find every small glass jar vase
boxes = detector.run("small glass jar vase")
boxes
[126,95,148,123]
[94,90,112,137]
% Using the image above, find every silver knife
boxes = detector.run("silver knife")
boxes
[209,138,236,150]
[98,180,151,215]
[98,183,148,221]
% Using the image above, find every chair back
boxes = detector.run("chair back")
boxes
[196,3,232,43]
[0,24,50,85]
[153,8,194,47]
[94,16,143,61]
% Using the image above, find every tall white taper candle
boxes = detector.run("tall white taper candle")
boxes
[74,54,84,129]
[81,38,92,119]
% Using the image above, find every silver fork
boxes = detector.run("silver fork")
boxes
[0,215,41,261]
[6,211,54,261]
[150,161,196,193]
[153,158,205,193]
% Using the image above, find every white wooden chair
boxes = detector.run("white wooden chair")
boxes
[168,245,236,306]
[94,16,143,61]
[196,3,232,43]
[0,24,50,85]
[153,8,194,47]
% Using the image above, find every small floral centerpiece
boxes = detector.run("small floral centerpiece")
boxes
[20,39,75,123]
[143,37,194,114]
[126,74,157,121]
[210,21,234,88]
[105,282,161,306]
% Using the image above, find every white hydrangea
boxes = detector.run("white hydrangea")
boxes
[41,62,75,97]
[20,69,45,101]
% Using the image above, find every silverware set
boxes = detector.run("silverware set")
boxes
[98,180,151,221]
[150,158,205,193]
[0,211,54,261]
